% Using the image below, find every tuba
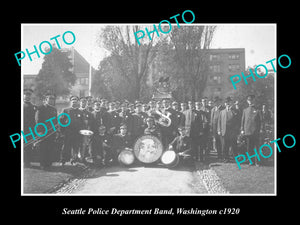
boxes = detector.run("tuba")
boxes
[155,109,172,127]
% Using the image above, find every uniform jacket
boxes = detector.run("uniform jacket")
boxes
[35,104,57,133]
[24,101,36,131]
[210,105,224,135]
[60,107,84,135]
[241,105,263,136]
[169,135,191,154]
[217,107,240,137]
[190,109,208,137]
[79,108,94,131]
[131,112,147,137]
[111,133,132,152]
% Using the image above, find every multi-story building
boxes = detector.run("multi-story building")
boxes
[147,48,246,101]
[23,47,93,104]
[203,48,245,98]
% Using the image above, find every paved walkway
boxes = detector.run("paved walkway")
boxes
[56,164,208,195]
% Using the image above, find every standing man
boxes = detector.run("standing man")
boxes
[192,101,209,162]
[131,103,147,142]
[183,101,195,137]
[107,102,121,135]
[86,96,94,112]
[23,88,36,167]
[78,97,94,163]
[60,96,84,166]
[217,97,240,162]
[180,102,187,113]
[118,102,133,136]
[240,95,263,166]
[210,96,223,161]
[35,91,58,170]
[171,101,185,133]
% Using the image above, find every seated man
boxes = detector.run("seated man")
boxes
[90,125,112,166]
[111,124,133,165]
[168,126,192,166]
[144,116,162,140]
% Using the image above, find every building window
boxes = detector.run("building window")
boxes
[78,77,89,85]
[228,64,240,72]
[209,54,220,61]
[209,64,221,73]
[213,87,221,95]
[228,53,240,60]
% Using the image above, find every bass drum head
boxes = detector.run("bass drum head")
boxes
[133,135,163,163]
[118,149,135,166]
[161,150,179,168]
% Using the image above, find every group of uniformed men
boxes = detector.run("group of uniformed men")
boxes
[23,88,273,169]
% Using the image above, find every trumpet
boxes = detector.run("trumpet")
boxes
[155,109,172,127]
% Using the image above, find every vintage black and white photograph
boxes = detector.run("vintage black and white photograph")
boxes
[21,23,276,195]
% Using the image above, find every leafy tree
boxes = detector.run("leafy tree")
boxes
[229,65,275,109]
[97,25,162,101]
[169,26,217,101]
[34,46,76,98]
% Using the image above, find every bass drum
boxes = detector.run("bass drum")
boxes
[161,150,179,168]
[118,148,135,166]
[133,135,163,164]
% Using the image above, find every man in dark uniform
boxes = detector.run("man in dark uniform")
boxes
[168,126,192,166]
[210,96,223,161]
[35,91,58,169]
[131,103,147,142]
[78,97,94,163]
[23,88,36,167]
[171,101,185,130]
[90,125,112,166]
[241,95,263,166]
[107,101,121,134]
[118,102,133,136]
[60,96,84,166]
[111,124,133,164]
[193,101,209,162]
[217,97,240,162]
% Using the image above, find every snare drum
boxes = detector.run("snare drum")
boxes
[118,148,135,166]
[161,150,179,168]
[79,129,94,145]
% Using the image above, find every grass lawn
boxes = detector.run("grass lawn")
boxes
[23,162,86,194]
[210,161,275,194]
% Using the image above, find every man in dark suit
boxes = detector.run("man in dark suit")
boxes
[240,95,263,166]
[35,92,58,169]
[23,88,36,167]
[60,96,84,166]
[218,97,240,162]
[210,96,223,161]
[193,101,209,162]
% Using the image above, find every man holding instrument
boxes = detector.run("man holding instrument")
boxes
[168,126,192,166]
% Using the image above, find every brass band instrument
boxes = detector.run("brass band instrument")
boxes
[154,109,171,127]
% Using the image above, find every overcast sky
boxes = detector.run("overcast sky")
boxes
[21,24,276,75]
